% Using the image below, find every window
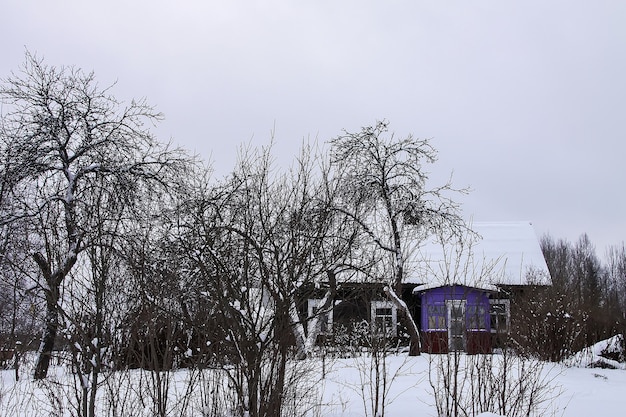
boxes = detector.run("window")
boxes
[427,304,447,330]
[371,301,397,335]
[308,299,333,334]
[466,304,487,330]
[489,299,510,334]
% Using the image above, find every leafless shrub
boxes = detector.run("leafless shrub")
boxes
[428,349,563,417]
[338,321,421,417]
[281,359,326,417]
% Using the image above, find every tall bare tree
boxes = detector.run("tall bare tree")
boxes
[160,141,359,417]
[329,121,467,355]
[0,52,188,379]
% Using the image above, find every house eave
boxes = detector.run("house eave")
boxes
[412,282,499,295]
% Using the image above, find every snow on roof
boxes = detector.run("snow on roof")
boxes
[412,282,500,293]
[405,221,551,287]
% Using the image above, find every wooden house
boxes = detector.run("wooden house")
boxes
[303,221,551,353]
[408,221,551,353]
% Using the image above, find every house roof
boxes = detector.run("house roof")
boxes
[404,221,551,287]
[412,282,499,293]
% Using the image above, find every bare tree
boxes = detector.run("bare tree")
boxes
[518,233,623,361]
[157,140,360,416]
[62,172,143,417]
[605,243,626,355]
[0,52,188,379]
[0,217,41,351]
[329,121,467,355]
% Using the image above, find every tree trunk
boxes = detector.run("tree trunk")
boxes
[32,250,77,379]
[384,286,421,355]
[264,346,287,417]
[288,300,308,359]
[304,289,333,354]
[34,300,59,379]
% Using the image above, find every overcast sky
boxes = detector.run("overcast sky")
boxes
[3,1,625,254]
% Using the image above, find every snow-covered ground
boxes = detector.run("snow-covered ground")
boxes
[318,349,626,417]
[1,342,625,416]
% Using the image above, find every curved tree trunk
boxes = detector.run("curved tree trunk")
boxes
[384,286,421,355]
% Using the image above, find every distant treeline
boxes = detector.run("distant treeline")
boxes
[512,233,626,361]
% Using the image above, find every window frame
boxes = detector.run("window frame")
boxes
[466,303,487,331]
[489,299,510,334]
[426,303,447,331]
[370,300,397,336]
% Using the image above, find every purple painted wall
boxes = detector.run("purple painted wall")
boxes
[418,285,491,332]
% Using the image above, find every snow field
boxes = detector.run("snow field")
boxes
[1,350,625,416]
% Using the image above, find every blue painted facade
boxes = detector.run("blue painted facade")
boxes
[417,284,493,353]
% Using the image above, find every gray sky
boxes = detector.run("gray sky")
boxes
[3,0,625,254]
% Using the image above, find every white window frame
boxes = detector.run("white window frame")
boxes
[370,300,397,336]
[447,299,466,351]
[307,299,333,334]
[489,299,510,334]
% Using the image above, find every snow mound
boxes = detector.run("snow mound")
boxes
[569,335,625,369]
